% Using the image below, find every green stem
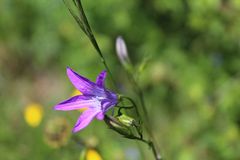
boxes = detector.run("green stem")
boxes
[149,141,162,160]
[135,85,162,160]
[133,137,162,160]
[72,0,118,90]
[125,71,162,160]
[121,94,162,160]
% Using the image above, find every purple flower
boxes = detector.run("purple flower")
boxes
[54,67,118,132]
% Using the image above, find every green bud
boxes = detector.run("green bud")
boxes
[104,115,134,138]
[117,114,135,127]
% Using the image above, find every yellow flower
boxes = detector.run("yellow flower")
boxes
[86,149,103,160]
[24,103,43,127]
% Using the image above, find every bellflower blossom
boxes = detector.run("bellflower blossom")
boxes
[54,67,118,132]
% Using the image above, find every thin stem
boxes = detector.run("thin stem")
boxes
[71,0,118,90]
[149,141,162,160]
[121,95,162,160]
[132,137,161,160]
[125,71,162,160]
[135,83,162,160]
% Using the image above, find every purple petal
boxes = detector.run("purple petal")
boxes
[54,95,97,111]
[67,67,98,95]
[72,109,99,132]
[96,70,107,88]
[101,98,117,112]
[96,112,105,120]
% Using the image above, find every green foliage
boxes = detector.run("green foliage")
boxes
[0,0,240,159]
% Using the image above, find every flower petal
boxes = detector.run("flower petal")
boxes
[96,70,107,88]
[96,112,105,120]
[67,67,99,95]
[101,99,116,112]
[54,95,97,111]
[72,109,99,132]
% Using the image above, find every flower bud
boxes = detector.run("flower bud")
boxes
[116,36,131,66]
[104,115,134,138]
[116,114,135,127]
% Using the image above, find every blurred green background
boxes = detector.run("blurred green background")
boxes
[1,0,240,160]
